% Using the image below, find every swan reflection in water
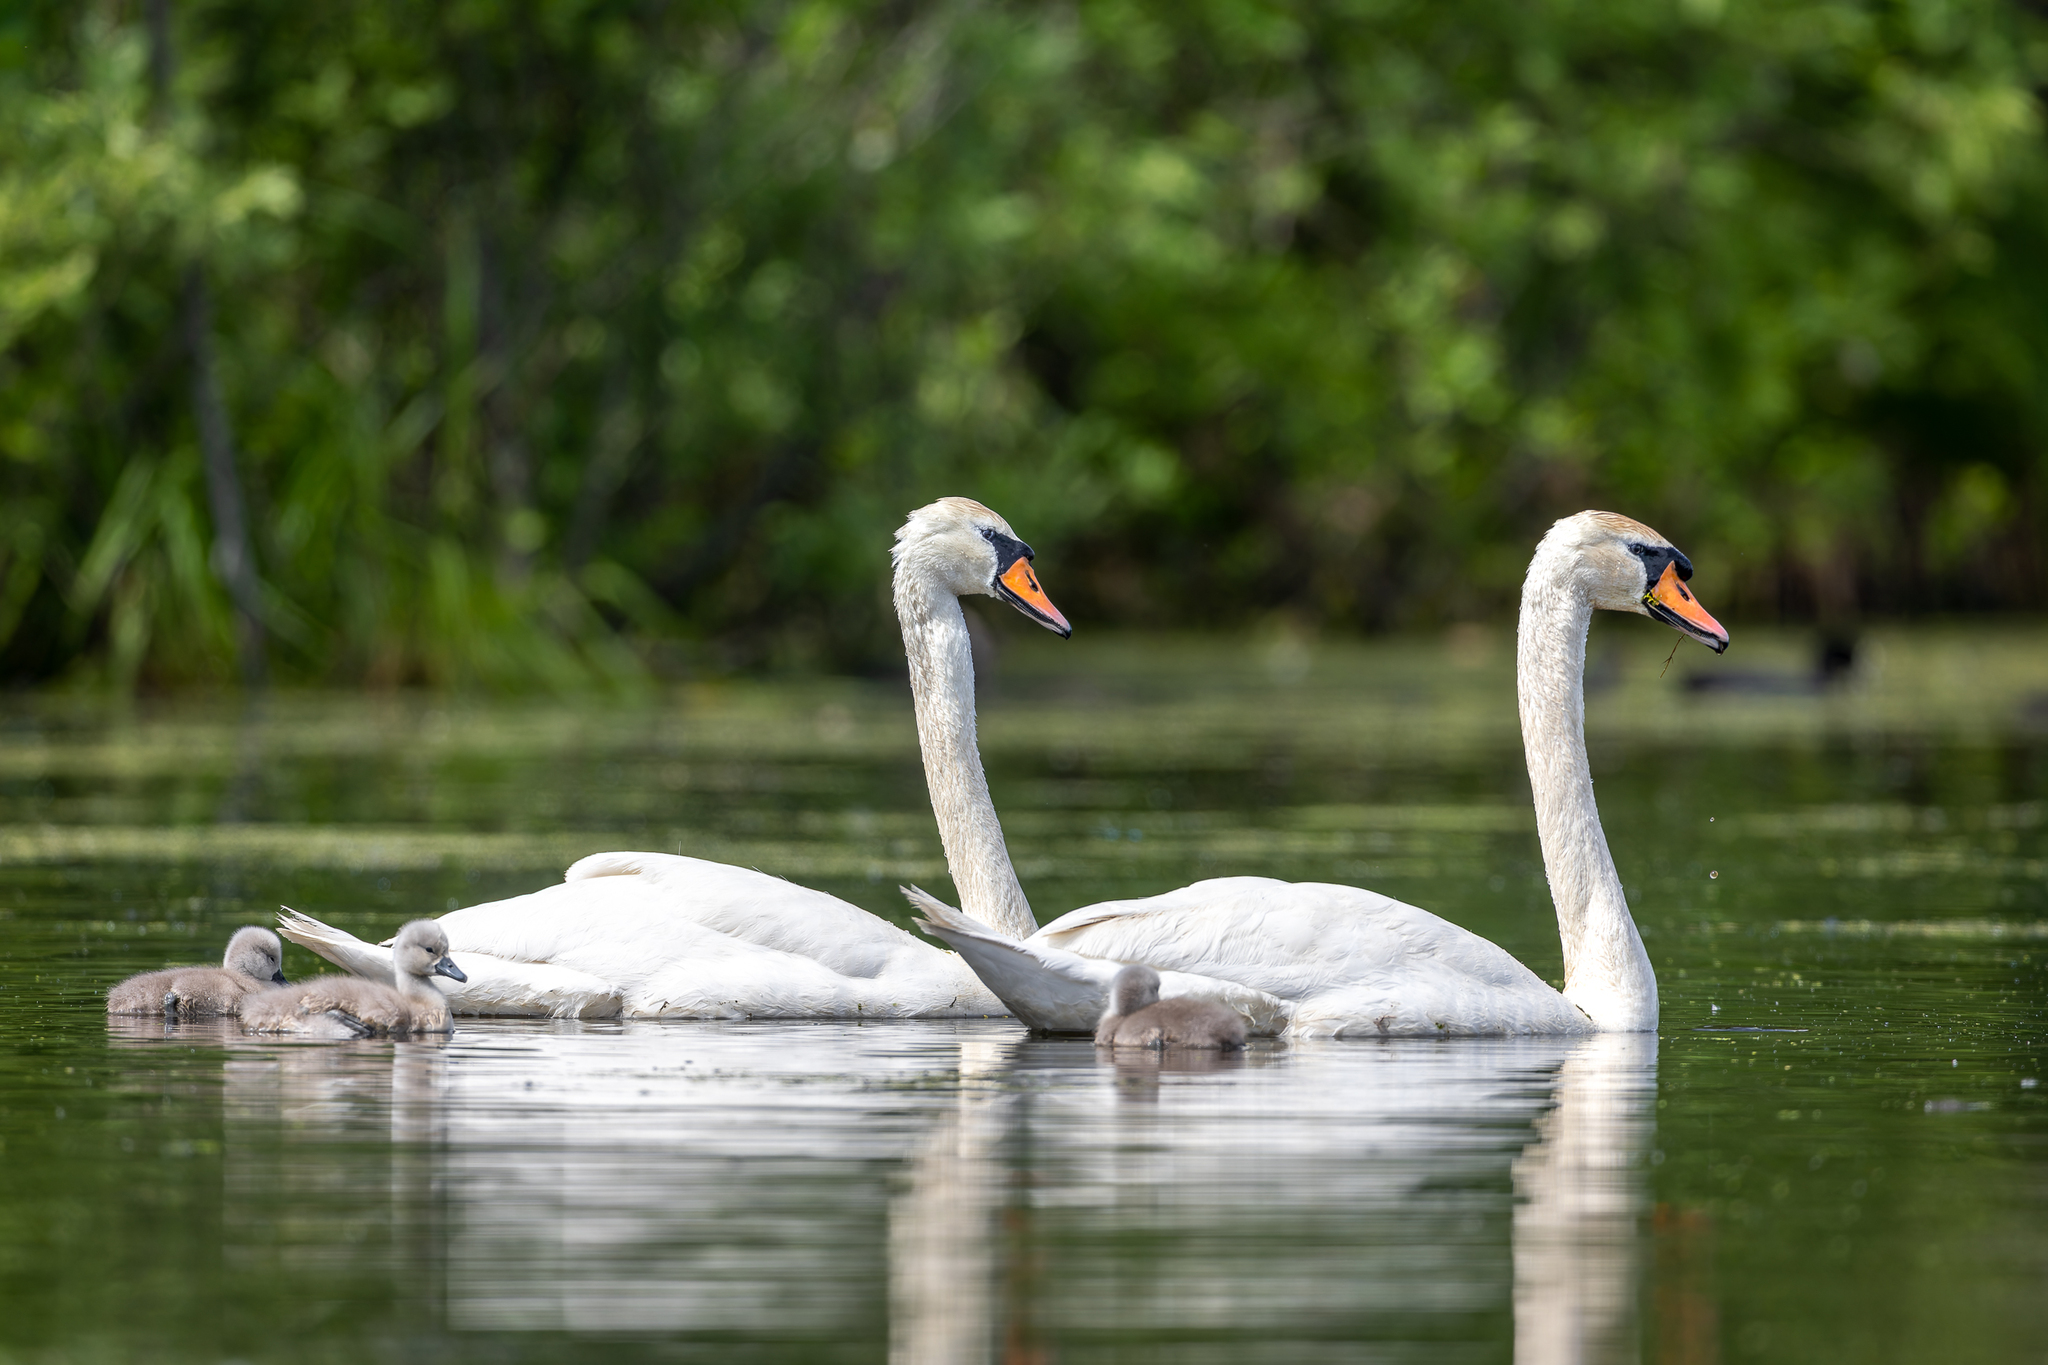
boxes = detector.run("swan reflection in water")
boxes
[148,1019,1655,1361]
[1513,1034,1658,1365]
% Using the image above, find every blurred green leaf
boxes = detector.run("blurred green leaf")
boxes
[0,0,2041,687]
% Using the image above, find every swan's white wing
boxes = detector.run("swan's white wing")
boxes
[1031,877,1590,1037]
[907,887,1291,1035]
[560,853,936,980]
[449,854,999,1017]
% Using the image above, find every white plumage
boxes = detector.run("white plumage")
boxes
[282,854,1003,1020]
[279,498,1069,1019]
[910,878,1582,1038]
[912,510,1729,1037]
[279,505,1724,1038]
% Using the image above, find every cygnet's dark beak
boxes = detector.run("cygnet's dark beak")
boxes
[433,956,468,983]
[271,970,289,985]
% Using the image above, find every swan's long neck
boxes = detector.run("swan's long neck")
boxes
[895,571,1037,940]
[1517,547,1658,1031]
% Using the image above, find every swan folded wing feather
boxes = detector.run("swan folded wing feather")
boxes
[619,917,1002,1018]
[436,955,623,1019]
[631,934,947,1019]
[1028,876,1588,1035]
[447,868,904,1000]
[562,852,930,980]
[1034,879,1381,999]
[1038,877,1549,992]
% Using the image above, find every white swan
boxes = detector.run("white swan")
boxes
[909,510,1728,1037]
[277,497,1073,1019]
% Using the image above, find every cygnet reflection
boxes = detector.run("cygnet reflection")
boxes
[104,1014,245,1048]
[1093,963,1248,1050]
[1107,1041,1250,1105]
[106,925,288,1017]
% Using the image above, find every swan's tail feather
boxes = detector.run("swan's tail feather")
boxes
[904,885,1110,1032]
[276,908,395,983]
[900,885,1007,942]
[903,887,1294,1038]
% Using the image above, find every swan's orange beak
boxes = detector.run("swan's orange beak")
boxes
[996,556,1072,638]
[1644,562,1728,653]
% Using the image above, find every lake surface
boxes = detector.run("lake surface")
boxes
[0,623,2043,1363]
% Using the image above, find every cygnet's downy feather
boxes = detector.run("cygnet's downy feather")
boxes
[1093,964,1248,1050]
[107,926,288,1017]
[240,920,467,1038]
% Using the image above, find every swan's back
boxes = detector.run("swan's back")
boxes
[422,853,986,1018]
[452,853,934,981]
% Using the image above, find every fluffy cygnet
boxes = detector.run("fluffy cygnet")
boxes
[107,926,288,1016]
[1093,963,1248,1050]
[239,920,467,1038]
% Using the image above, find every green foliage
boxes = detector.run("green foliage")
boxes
[1,0,2044,687]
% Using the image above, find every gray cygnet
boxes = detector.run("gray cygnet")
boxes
[1094,963,1247,1050]
[107,926,288,1017]
[240,920,467,1038]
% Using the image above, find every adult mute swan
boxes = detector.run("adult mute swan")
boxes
[276,497,1072,1019]
[910,510,1728,1037]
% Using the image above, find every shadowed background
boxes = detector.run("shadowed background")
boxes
[1,0,2045,688]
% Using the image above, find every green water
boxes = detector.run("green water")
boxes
[0,624,2043,1363]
